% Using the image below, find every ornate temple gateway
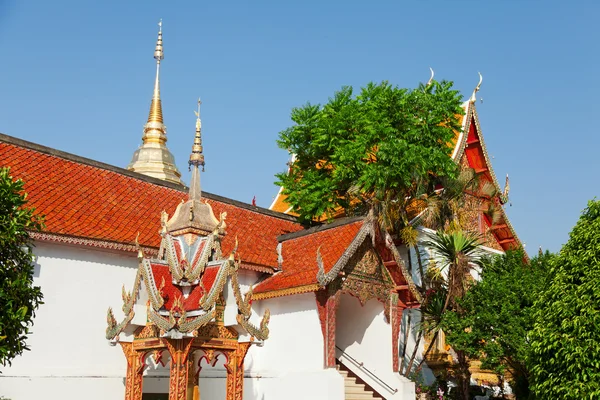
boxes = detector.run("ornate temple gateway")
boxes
[107,104,269,400]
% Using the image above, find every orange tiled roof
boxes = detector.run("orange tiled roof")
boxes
[0,134,304,271]
[253,219,364,296]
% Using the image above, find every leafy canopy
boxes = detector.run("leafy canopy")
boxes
[441,250,551,398]
[276,80,464,223]
[0,167,44,367]
[529,200,600,399]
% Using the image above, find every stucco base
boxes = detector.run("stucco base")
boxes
[256,369,345,400]
[0,371,344,400]
[0,376,125,400]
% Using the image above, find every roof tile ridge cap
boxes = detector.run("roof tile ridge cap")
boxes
[29,230,159,251]
[453,101,473,162]
[277,216,365,242]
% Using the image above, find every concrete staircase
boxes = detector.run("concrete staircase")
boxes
[338,363,383,400]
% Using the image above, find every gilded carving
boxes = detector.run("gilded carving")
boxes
[196,323,238,340]
[236,309,270,341]
[136,324,160,340]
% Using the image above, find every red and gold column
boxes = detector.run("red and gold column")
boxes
[390,293,401,372]
[225,343,252,400]
[315,289,340,368]
[166,339,194,400]
[121,342,144,400]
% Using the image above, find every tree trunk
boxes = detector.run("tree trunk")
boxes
[399,310,411,373]
[415,245,425,289]
[412,329,440,375]
[455,350,471,400]
[403,326,423,376]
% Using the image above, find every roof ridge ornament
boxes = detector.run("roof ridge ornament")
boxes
[500,174,510,205]
[470,72,483,104]
[189,98,205,202]
[427,67,434,86]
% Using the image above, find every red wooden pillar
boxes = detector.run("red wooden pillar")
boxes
[316,289,340,368]
[390,293,402,372]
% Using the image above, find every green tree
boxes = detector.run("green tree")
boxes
[442,250,552,399]
[0,167,44,367]
[276,80,464,224]
[529,200,600,399]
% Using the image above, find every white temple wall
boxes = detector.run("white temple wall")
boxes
[246,292,345,400]
[336,294,415,399]
[0,241,138,399]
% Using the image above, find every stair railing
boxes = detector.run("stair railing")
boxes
[335,345,398,394]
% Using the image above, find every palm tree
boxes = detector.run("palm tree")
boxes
[423,230,483,311]
[417,230,483,400]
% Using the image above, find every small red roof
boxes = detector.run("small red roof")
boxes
[150,263,221,311]
[0,135,304,271]
[253,220,364,295]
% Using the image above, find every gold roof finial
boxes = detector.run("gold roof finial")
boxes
[470,72,483,103]
[189,98,205,201]
[164,98,219,235]
[126,20,182,184]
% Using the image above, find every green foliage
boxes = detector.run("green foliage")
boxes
[441,250,551,398]
[423,230,484,307]
[529,200,600,399]
[276,80,464,223]
[0,167,44,367]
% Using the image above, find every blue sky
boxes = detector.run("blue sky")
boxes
[1,1,598,253]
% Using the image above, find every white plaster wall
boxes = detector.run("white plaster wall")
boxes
[247,292,345,400]
[251,292,324,373]
[336,294,415,400]
[0,241,138,399]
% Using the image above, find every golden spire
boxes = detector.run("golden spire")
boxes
[189,99,205,201]
[148,19,164,126]
[127,20,182,184]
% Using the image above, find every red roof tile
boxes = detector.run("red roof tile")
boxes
[0,136,304,271]
[253,220,364,294]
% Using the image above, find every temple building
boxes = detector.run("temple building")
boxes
[0,23,520,400]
